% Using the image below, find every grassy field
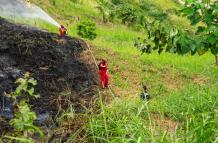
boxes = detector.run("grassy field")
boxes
[15,0,218,142]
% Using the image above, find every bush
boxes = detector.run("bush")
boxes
[117,4,138,25]
[76,20,97,40]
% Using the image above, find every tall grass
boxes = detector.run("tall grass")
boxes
[86,95,218,143]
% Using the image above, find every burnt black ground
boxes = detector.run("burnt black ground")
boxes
[0,17,97,131]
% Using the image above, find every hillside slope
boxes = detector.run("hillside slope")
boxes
[1,0,218,142]
[30,0,217,96]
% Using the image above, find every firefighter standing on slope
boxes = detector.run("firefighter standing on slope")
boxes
[98,59,109,89]
[59,25,67,36]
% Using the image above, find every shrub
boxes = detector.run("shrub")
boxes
[76,20,97,40]
[117,4,138,25]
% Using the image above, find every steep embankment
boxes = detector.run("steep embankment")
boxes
[0,17,97,122]
[1,0,217,142]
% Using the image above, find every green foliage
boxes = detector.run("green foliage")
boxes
[107,1,141,26]
[134,21,198,55]
[12,72,40,99]
[29,0,218,142]
[181,0,218,63]
[140,2,168,22]
[151,83,218,142]
[150,84,218,120]
[96,0,109,23]
[87,98,151,143]
[183,112,218,143]
[4,72,44,142]
[9,100,44,140]
[77,20,97,40]
[87,95,218,143]
[95,0,170,30]
[135,1,218,64]
[10,100,36,133]
[117,4,138,25]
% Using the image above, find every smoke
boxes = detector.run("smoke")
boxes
[0,0,60,27]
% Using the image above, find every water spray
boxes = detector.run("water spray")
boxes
[0,0,60,27]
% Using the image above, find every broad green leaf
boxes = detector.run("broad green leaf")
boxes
[34,94,40,98]
[16,78,25,84]
[27,88,34,96]
[28,78,37,85]
[24,72,30,78]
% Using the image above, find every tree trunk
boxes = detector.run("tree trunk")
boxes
[215,55,218,65]
[103,12,107,23]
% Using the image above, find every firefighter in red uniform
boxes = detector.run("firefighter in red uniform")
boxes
[98,59,109,89]
[59,25,67,36]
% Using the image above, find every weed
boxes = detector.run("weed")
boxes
[3,73,44,142]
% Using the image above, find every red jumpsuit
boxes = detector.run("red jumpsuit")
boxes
[99,63,109,88]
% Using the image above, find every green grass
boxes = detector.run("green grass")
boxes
[9,0,218,142]
[83,95,218,143]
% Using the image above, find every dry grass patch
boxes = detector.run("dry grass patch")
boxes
[151,113,179,133]
[192,75,209,85]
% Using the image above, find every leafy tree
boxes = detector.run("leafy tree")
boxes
[181,0,218,64]
[135,20,198,55]
[135,0,218,65]
[77,20,97,40]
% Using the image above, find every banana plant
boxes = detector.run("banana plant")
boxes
[96,0,109,23]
